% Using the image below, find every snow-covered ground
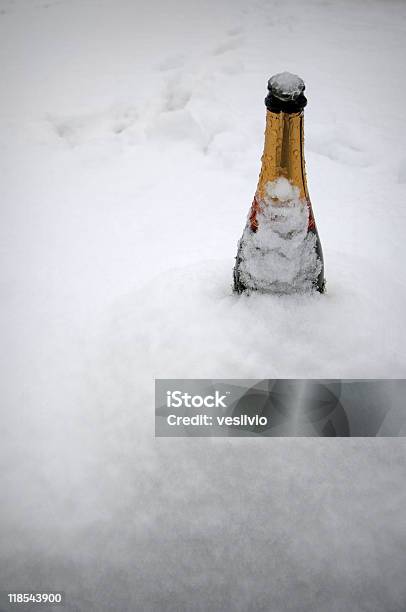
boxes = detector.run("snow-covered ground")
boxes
[1,0,406,610]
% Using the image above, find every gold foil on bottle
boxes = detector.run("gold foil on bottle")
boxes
[256,110,309,201]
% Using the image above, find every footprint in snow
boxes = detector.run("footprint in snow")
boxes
[162,74,193,113]
[156,54,186,72]
[227,26,244,37]
[307,126,372,168]
[212,35,244,56]
[49,107,139,146]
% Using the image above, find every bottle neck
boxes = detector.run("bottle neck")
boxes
[256,110,309,201]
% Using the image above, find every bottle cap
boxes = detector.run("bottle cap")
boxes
[265,71,307,113]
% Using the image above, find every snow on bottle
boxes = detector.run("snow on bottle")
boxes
[233,72,325,294]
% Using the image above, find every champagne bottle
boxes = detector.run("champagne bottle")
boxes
[233,72,325,294]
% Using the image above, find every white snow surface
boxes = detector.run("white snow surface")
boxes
[266,175,300,201]
[1,0,406,610]
[237,178,321,293]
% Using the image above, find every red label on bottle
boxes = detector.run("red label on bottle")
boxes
[249,196,260,232]
[307,205,315,230]
[249,194,315,232]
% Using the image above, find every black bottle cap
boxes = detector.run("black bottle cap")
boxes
[265,72,307,113]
